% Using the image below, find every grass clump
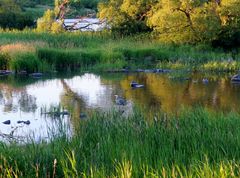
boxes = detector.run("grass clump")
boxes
[0,108,240,177]
[201,60,240,71]
[10,52,42,73]
[37,48,102,71]
[0,52,10,70]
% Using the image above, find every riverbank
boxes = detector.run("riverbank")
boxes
[0,31,239,73]
[0,108,240,177]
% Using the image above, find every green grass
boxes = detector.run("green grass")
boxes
[0,31,239,72]
[10,52,46,73]
[0,108,240,177]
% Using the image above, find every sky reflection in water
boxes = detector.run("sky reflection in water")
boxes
[0,72,240,141]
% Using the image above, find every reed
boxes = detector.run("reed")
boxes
[0,108,240,177]
[0,31,239,72]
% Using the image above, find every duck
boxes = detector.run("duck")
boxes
[130,81,144,88]
[114,95,127,106]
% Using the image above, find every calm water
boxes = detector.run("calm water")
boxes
[0,72,240,141]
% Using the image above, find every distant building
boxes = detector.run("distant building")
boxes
[59,18,109,32]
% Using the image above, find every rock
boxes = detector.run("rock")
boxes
[135,69,144,72]
[162,69,171,73]
[115,95,127,106]
[0,70,13,76]
[17,120,31,125]
[123,66,131,70]
[231,74,240,82]
[60,111,70,116]
[144,69,155,73]
[154,69,171,73]
[18,70,27,75]
[23,120,30,125]
[3,120,11,125]
[120,69,129,73]
[29,73,43,78]
[80,113,87,119]
[154,69,163,73]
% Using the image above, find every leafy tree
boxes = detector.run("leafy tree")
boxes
[36,9,56,32]
[0,0,21,13]
[147,0,222,43]
[98,0,156,35]
[36,0,66,33]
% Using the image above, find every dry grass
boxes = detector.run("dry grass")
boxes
[0,42,47,57]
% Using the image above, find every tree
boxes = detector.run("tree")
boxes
[0,0,21,13]
[36,0,67,32]
[147,0,222,43]
[207,0,240,48]
[0,0,34,29]
[36,9,56,32]
[98,0,156,35]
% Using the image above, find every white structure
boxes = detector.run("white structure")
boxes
[61,18,108,31]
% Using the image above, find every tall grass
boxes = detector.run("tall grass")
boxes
[9,52,45,73]
[0,31,239,72]
[0,108,240,177]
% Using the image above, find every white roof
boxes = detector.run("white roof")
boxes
[59,18,108,31]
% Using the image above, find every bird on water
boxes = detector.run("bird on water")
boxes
[130,81,144,88]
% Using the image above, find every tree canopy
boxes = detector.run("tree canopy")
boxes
[98,0,240,46]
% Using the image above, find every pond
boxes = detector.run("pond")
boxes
[0,71,240,141]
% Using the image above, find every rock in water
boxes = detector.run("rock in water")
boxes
[3,120,11,125]
[29,73,43,78]
[17,120,31,125]
[231,74,240,82]
[80,113,87,119]
[0,70,12,76]
[115,95,127,105]
[24,120,31,125]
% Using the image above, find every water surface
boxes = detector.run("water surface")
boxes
[0,72,239,141]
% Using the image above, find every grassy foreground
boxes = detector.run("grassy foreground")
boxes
[0,31,239,72]
[1,108,240,177]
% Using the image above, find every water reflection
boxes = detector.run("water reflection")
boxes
[0,72,240,141]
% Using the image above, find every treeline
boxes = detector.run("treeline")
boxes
[1,0,240,48]
[0,0,36,29]
[98,0,240,47]
[0,0,55,29]
[0,0,102,29]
